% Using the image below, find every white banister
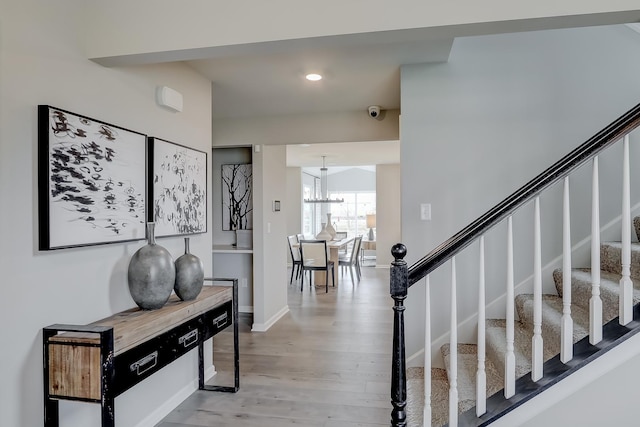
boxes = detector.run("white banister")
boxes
[505,216,516,398]
[476,236,486,416]
[620,135,633,326]
[449,257,458,427]
[532,197,543,382]
[561,177,573,363]
[590,156,603,344]
[423,275,431,426]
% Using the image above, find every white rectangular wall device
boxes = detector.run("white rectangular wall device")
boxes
[156,86,183,112]
[420,203,431,221]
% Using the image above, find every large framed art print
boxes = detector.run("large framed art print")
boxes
[149,137,207,238]
[38,105,147,250]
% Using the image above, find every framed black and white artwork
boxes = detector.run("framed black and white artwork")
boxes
[221,163,253,230]
[149,137,207,237]
[38,105,147,250]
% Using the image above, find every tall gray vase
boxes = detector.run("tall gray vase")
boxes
[174,237,204,301]
[127,222,175,310]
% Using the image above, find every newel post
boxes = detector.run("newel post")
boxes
[390,244,408,427]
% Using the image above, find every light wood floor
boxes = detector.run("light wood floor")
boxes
[157,265,393,426]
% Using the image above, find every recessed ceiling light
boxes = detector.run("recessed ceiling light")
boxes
[305,73,322,81]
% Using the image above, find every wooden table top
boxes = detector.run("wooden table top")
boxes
[50,286,233,355]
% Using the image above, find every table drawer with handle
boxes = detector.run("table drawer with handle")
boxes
[201,301,233,341]
[113,316,202,394]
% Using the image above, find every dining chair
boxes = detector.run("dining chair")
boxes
[299,239,335,293]
[339,235,362,284]
[287,235,302,284]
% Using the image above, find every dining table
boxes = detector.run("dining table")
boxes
[313,236,353,286]
[294,236,354,287]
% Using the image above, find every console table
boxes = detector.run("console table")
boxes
[43,280,239,427]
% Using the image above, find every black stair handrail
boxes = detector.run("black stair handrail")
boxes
[407,101,640,287]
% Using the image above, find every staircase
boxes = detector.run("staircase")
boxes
[388,102,640,427]
[405,221,640,426]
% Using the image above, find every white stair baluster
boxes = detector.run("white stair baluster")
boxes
[476,236,486,416]
[449,257,458,427]
[505,216,516,398]
[532,197,543,382]
[561,177,573,363]
[423,275,431,427]
[590,156,603,344]
[620,135,633,326]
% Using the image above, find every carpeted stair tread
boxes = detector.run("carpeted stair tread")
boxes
[553,268,640,323]
[485,319,537,381]
[514,293,591,355]
[406,367,450,427]
[440,343,503,413]
[600,241,640,279]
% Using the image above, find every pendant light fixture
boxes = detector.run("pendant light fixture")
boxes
[304,156,344,203]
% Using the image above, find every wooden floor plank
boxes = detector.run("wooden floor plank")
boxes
[157,266,392,427]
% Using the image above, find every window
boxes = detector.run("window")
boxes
[302,181,314,237]
[329,191,375,237]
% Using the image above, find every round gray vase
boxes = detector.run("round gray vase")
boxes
[174,237,204,301]
[127,223,175,310]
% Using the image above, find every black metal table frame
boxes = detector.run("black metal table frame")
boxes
[43,279,239,427]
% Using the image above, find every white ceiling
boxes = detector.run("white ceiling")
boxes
[186,34,446,166]
[186,37,453,120]
[184,22,640,167]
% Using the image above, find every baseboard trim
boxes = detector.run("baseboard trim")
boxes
[252,305,289,332]
[134,366,215,427]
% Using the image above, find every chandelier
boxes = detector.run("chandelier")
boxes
[304,156,344,203]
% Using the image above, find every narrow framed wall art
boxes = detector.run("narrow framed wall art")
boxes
[149,137,207,237]
[38,105,147,250]
[221,163,253,231]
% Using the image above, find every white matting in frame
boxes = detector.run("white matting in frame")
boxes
[150,137,207,237]
[38,105,147,250]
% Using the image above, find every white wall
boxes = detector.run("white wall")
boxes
[377,164,402,267]
[285,167,303,263]
[401,25,640,358]
[494,331,640,426]
[252,145,289,331]
[0,2,213,426]
[213,110,400,146]
[324,167,376,192]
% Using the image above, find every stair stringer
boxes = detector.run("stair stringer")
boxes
[482,318,640,427]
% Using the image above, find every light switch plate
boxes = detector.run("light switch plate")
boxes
[420,203,431,221]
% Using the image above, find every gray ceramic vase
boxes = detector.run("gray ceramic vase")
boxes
[174,237,204,301]
[127,223,175,310]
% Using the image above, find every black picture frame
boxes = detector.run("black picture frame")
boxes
[38,105,148,250]
[221,163,253,231]
[149,137,207,238]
